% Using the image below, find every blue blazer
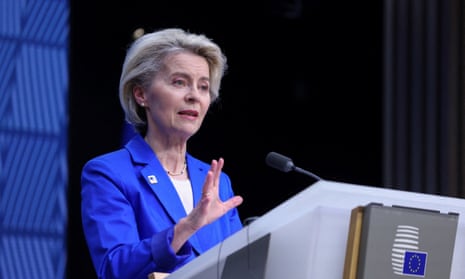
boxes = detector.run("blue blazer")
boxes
[81,134,243,279]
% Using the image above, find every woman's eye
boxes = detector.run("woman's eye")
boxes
[173,79,186,86]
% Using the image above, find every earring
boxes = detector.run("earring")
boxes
[141,102,145,107]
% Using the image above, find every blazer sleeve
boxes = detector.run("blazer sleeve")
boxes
[81,157,195,279]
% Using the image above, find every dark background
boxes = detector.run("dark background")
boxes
[68,0,383,277]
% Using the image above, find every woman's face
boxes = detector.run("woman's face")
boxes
[141,51,211,141]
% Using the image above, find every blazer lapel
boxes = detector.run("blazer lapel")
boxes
[187,156,209,208]
[140,166,187,222]
[185,156,215,253]
[126,135,187,223]
[125,135,213,254]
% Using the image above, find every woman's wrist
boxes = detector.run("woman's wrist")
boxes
[172,217,196,252]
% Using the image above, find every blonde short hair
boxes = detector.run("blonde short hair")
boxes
[119,28,227,134]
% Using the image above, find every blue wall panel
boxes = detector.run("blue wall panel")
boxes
[0,0,69,278]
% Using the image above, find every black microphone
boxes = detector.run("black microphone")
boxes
[265,151,322,181]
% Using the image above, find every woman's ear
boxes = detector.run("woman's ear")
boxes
[133,86,146,106]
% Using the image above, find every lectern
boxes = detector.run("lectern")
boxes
[163,180,465,278]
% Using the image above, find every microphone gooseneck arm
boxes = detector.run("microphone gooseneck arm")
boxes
[292,166,322,181]
[265,151,323,181]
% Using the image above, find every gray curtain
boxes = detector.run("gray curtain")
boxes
[383,0,465,197]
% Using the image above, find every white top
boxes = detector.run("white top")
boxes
[170,178,193,214]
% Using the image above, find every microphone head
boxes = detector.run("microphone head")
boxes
[265,152,294,173]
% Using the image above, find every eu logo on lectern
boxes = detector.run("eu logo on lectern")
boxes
[402,251,427,276]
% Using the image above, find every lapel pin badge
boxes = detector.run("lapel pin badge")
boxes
[148,175,158,184]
